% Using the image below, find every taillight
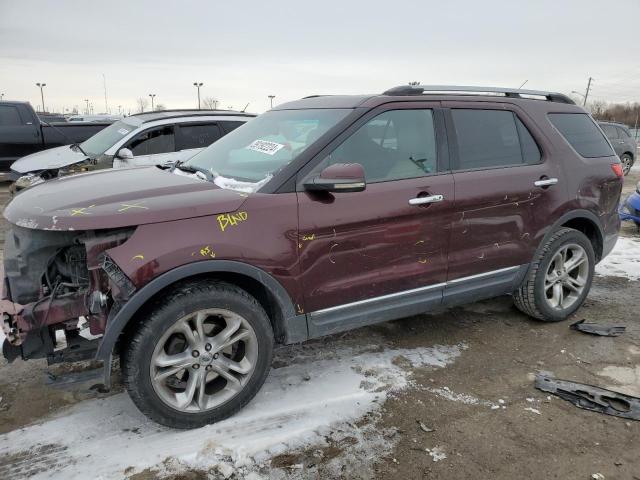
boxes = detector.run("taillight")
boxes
[611,164,624,178]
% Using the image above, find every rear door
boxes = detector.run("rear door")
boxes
[444,102,564,301]
[297,103,455,335]
[174,122,223,164]
[601,124,623,156]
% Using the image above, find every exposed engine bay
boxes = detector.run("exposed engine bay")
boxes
[1,225,134,365]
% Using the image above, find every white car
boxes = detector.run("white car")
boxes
[10,110,255,190]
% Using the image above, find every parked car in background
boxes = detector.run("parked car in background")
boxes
[0,100,112,178]
[10,110,255,191]
[1,85,622,428]
[598,121,637,175]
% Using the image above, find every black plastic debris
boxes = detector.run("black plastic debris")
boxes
[570,319,625,337]
[535,374,640,421]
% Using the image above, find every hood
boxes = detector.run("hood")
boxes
[11,145,88,174]
[4,167,249,231]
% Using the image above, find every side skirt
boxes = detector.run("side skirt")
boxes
[306,265,529,339]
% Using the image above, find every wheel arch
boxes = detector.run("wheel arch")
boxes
[537,210,604,263]
[95,260,307,364]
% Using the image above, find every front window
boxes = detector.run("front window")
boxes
[184,109,352,185]
[80,119,140,157]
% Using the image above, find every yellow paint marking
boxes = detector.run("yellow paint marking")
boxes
[418,258,428,264]
[199,245,216,258]
[217,211,248,232]
[118,203,149,212]
[131,254,145,261]
[70,204,96,216]
[296,304,304,314]
[301,234,316,241]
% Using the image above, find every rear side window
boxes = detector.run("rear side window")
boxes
[617,126,631,139]
[220,121,246,133]
[549,113,614,158]
[177,123,222,150]
[451,109,541,170]
[0,105,22,126]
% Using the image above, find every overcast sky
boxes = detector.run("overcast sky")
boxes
[1,0,638,115]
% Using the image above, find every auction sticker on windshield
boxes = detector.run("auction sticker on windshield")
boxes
[246,139,285,156]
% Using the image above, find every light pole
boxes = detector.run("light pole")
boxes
[118,105,122,115]
[193,82,203,109]
[571,91,586,104]
[84,99,89,114]
[0,93,4,100]
[268,95,275,109]
[36,83,46,112]
[149,94,156,111]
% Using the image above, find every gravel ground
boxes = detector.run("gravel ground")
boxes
[0,170,638,480]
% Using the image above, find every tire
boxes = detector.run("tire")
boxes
[121,280,274,429]
[513,228,595,322]
[621,154,633,176]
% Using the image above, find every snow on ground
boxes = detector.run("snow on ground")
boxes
[595,236,640,281]
[0,342,465,480]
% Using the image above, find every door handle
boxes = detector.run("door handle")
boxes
[409,194,444,206]
[534,178,558,187]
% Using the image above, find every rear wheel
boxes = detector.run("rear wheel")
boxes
[122,280,274,429]
[621,154,633,176]
[513,228,595,322]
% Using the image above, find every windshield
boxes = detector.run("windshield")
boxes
[184,109,352,184]
[79,119,139,157]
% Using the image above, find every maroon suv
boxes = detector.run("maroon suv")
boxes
[1,85,623,428]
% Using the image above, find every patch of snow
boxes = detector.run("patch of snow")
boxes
[0,342,465,480]
[596,237,640,281]
[524,407,541,415]
[426,386,499,409]
[427,447,447,462]
[212,173,272,193]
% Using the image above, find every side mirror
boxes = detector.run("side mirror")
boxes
[116,147,134,160]
[304,163,366,193]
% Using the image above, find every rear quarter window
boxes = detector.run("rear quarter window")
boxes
[549,113,614,158]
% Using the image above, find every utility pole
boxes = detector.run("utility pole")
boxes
[36,82,46,112]
[583,77,593,107]
[193,82,203,109]
[84,99,89,114]
[149,94,156,111]
[102,73,109,113]
[0,93,4,100]
[268,95,275,109]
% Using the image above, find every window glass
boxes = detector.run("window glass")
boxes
[178,123,221,150]
[220,121,246,133]
[549,114,614,158]
[617,126,631,139]
[320,109,437,182]
[80,119,139,157]
[0,106,22,126]
[186,109,351,183]
[128,125,175,156]
[452,109,539,169]
[601,124,618,139]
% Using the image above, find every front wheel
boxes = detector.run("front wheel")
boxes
[513,228,595,322]
[122,280,274,429]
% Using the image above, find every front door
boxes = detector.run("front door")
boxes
[296,105,455,336]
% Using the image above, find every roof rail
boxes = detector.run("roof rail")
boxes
[383,85,575,104]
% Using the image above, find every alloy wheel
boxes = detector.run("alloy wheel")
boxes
[543,244,589,311]
[150,308,258,413]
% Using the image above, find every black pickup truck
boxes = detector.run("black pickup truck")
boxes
[0,101,112,178]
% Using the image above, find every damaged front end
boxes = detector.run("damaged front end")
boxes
[1,225,135,384]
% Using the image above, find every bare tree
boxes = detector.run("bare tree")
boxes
[202,96,219,110]
[136,97,149,113]
[154,103,166,111]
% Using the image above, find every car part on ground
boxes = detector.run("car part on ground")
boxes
[570,319,625,337]
[0,85,623,428]
[535,374,640,421]
[619,188,640,228]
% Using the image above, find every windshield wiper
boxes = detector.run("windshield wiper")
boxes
[71,143,87,156]
[173,161,213,181]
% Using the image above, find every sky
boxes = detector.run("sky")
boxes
[1,0,638,115]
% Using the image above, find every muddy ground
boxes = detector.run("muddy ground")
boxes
[0,170,639,480]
